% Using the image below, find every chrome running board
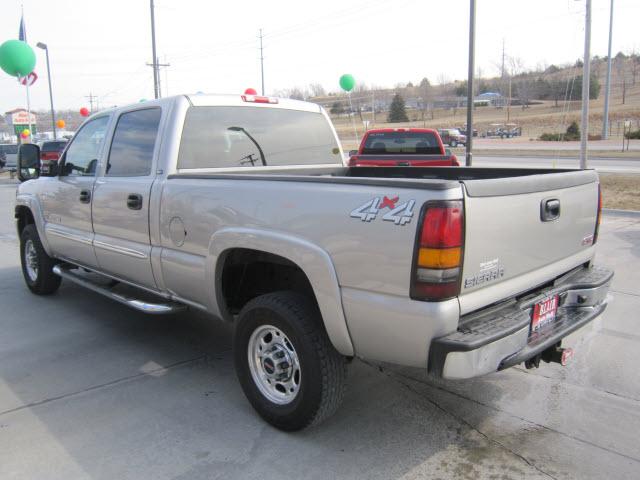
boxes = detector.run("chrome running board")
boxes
[53,264,187,315]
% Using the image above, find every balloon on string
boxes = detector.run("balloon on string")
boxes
[0,40,36,77]
[20,129,30,139]
[339,74,355,92]
[79,107,90,117]
[244,88,257,95]
[56,119,65,129]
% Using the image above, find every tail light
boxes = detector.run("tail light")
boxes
[347,156,357,166]
[410,201,464,301]
[593,183,602,244]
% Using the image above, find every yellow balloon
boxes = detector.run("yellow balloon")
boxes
[56,119,65,129]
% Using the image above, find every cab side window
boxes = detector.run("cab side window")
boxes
[106,108,161,177]
[61,116,109,177]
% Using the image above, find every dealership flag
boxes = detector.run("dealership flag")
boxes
[17,13,37,85]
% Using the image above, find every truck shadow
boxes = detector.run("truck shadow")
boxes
[0,267,538,479]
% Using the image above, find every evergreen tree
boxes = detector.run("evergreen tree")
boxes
[330,101,344,114]
[387,93,409,123]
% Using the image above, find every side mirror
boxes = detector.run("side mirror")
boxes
[348,150,358,157]
[17,144,40,182]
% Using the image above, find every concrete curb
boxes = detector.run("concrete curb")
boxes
[603,208,640,217]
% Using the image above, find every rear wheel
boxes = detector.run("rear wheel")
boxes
[20,224,61,295]
[234,291,347,431]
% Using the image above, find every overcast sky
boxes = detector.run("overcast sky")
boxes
[1,0,638,112]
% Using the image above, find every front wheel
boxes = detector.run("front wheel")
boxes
[234,291,347,431]
[20,224,61,295]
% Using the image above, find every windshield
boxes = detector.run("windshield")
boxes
[362,131,441,155]
[0,144,18,154]
[178,106,342,169]
[42,141,67,152]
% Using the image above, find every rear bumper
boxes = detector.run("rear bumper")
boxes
[429,265,613,379]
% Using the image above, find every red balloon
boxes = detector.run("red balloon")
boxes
[79,107,90,117]
[244,88,257,95]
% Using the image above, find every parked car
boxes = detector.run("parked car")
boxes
[458,126,478,137]
[482,123,522,139]
[40,140,68,162]
[15,94,612,431]
[437,128,467,147]
[0,143,19,170]
[348,128,459,166]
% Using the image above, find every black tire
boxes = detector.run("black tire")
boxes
[20,224,61,295]
[234,291,347,431]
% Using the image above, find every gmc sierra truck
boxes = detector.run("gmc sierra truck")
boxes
[348,128,460,167]
[14,94,612,431]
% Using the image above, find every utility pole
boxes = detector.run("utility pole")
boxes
[372,90,376,124]
[85,92,97,112]
[465,0,476,166]
[147,56,170,97]
[580,0,592,169]
[259,29,265,95]
[149,0,159,99]
[602,0,614,139]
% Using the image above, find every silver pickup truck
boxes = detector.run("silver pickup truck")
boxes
[14,94,612,431]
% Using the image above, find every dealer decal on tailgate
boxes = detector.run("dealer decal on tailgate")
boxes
[350,196,415,225]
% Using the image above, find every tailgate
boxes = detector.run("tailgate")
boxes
[458,170,600,315]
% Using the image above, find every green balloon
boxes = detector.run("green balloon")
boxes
[339,74,355,92]
[0,40,36,77]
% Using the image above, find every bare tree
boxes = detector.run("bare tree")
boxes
[308,83,326,98]
[631,50,639,86]
[274,87,309,101]
[418,77,432,123]
[614,53,628,104]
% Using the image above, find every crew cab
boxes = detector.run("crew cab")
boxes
[14,94,612,431]
[348,128,459,167]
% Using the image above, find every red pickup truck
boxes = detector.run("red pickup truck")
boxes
[348,128,459,167]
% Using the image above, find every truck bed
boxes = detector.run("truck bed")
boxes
[170,166,597,196]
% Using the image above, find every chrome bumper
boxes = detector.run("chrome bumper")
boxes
[429,265,613,380]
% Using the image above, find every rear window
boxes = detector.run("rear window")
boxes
[178,106,341,169]
[362,132,441,155]
[0,144,18,154]
[42,141,67,152]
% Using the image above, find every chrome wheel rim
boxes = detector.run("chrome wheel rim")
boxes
[248,324,301,405]
[24,239,38,282]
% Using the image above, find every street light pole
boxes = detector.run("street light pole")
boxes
[150,0,159,99]
[580,0,592,169]
[465,0,476,166]
[36,42,56,140]
[602,0,614,139]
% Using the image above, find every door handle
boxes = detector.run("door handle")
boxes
[79,189,91,203]
[541,198,561,222]
[127,193,143,210]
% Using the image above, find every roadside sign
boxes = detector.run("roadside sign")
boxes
[7,110,37,126]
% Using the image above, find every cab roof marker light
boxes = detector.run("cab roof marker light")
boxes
[241,95,279,104]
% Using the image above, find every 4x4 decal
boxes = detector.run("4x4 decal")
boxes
[350,195,415,226]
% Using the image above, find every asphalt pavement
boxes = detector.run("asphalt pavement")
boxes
[1,177,639,479]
